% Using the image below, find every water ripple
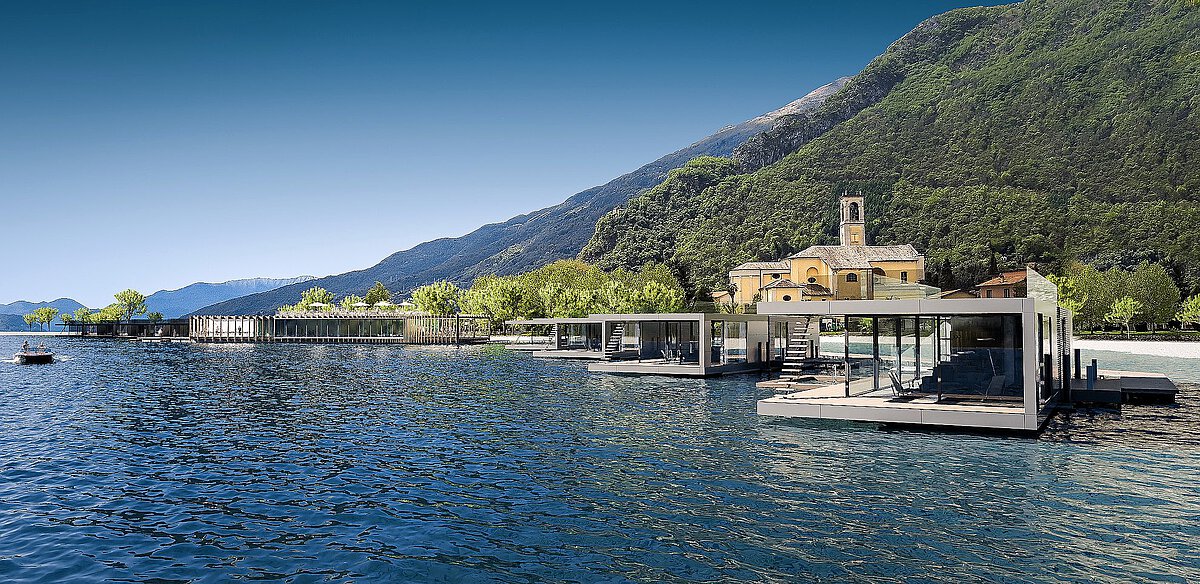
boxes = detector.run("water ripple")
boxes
[0,338,1198,582]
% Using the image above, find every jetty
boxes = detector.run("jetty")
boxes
[1072,367,1178,405]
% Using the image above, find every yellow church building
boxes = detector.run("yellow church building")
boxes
[718,193,927,304]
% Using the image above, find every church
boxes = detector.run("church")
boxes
[717,193,926,304]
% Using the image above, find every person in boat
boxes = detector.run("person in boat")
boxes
[21,340,29,353]
[37,343,46,353]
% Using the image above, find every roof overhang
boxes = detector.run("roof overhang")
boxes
[756,298,1036,316]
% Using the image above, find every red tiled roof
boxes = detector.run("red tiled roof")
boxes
[977,270,1027,288]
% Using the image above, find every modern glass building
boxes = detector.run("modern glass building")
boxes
[509,313,816,377]
[755,284,1072,431]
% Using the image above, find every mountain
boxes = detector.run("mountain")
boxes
[146,276,315,318]
[0,314,32,332]
[581,0,1200,297]
[0,298,87,316]
[193,78,850,315]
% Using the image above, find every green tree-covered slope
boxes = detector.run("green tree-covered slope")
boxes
[581,0,1200,298]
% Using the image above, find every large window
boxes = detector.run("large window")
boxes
[829,313,1026,404]
[710,320,748,365]
[639,321,698,362]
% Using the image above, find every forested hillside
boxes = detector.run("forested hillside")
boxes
[581,0,1200,298]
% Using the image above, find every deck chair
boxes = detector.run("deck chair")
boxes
[888,371,914,396]
[983,375,1006,399]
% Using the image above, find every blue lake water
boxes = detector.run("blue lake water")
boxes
[1,337,1198,582]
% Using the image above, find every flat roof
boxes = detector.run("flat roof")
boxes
[508,317,603,325]
[509,313,775,325]
[588,313,768,322]
[756,298,1037,316]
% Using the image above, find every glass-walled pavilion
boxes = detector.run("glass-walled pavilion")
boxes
[756,296,1071,431]
[586,313,776,377]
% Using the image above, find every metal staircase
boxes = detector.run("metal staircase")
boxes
[604,323,625,359]
[780,317,815,379]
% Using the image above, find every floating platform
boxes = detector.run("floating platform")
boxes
[503,343,554,351]
[532,349,606,360]
[1071,370,1178,405]
[757,378,1035,431]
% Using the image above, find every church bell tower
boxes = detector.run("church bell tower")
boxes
[839,191,866,246]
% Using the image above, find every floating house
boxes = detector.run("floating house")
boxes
[714,192,931,305]
[505,317,605,358]
[508,313,819,377]
[755,270,1073,431]
[188,311,491,344]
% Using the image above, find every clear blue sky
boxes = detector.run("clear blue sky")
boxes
[1,0,1011,307]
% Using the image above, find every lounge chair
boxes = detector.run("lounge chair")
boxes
[984,374,1006,398]
[888,371,919,396]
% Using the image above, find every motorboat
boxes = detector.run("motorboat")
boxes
[14,348,53,364]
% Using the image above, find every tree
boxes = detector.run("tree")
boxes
[1177,295,1200,330]
[32,307,59,332]
[1067,262,1121,331]
[1129,261,1180,329]
[98,304,124,322]
[364,281,392,305]
[298,286,335,309]
[463,276,525,324]
[60,312,74,326]
[938,258,954,289]
[340,294,366,311]
[114,289,147,322]
[73,307,93,324]
[632,281,685,313]
[147,312,164,323]
[1047,274,1086,315]
[23,313,35,331]
[1105,296,1141,334]
[411,281,461,316]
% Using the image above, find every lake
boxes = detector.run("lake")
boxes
[1,338,1198,582]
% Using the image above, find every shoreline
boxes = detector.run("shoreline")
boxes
[0,331,78,336]
[1072,338,1200,359]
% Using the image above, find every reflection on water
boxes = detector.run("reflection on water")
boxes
[0,338,1197,582]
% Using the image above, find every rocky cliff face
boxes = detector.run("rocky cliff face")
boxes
[194,78,849,315]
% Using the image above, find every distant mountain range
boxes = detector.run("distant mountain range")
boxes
[0,276,312,330]
[0,298,87,317]
[0,314,37,332]
[194,78,850,315]
[146,276,314,318]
